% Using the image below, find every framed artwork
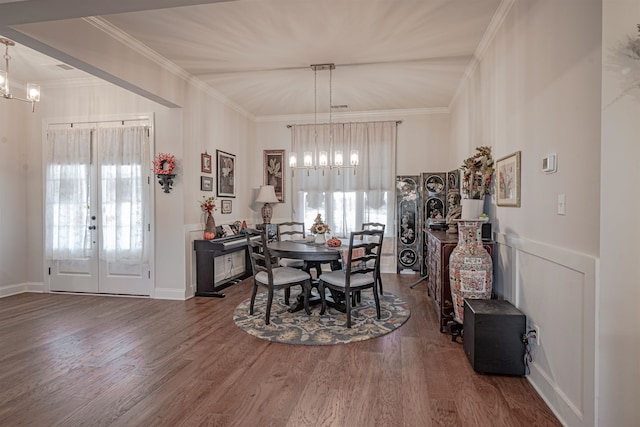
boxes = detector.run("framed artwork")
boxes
[263,149,285,202]
[201,152,212,173]
[200,176,213,191]
[221,199,232,214]
[496,151,521,207]
[216,150,236,197]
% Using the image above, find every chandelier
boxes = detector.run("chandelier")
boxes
[0,38,41,112]
[289,63,358,176]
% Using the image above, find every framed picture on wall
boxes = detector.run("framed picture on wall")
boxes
[216,150,235,197]
[201,152,212,173]
[263,149,285,202]
[221,199,232,214]
[200,176,213,192]
[495,151,521,207]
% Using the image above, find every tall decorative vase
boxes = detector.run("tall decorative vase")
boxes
[461,198,485,219]
[315,233,326,244]
[449,219,493,324]
[203,213,216,240]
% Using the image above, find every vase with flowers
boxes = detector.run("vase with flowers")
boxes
[460,146,494,219]
[200,196,217,240]
[310,213,330,244]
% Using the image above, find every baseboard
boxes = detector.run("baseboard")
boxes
[0,282,45,298]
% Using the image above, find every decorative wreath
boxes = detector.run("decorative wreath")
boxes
[153,153,176,175]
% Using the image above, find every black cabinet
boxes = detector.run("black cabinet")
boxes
[463,299,526,376]
[193,235,253,297]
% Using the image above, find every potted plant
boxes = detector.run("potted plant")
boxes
[460,146,494,218]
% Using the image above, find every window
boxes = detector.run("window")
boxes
[291,121,396,237]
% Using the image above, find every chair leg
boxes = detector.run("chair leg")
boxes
[318,282,327,315]
[249,279,259,315]
[372,285,381,320]
[284,287,290,305]
[377,271,384,295]
[265,288,274,325]
[346,290,352,328]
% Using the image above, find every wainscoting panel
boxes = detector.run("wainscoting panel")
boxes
[494,233,596,427]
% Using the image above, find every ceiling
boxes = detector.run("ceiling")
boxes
[0,0,505,117]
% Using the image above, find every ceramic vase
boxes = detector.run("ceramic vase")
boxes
[449,219,493,324]
[315,233,326,244]
[203,213,216,239]
[461,198,484,219]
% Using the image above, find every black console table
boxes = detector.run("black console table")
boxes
[193,234,255,297]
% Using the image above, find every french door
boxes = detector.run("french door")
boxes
[45,123,153,296]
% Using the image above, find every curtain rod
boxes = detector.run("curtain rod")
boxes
[48,118,150,128]
[286,120,402,128]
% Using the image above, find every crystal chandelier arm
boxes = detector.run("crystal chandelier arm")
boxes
[0,37,41,112]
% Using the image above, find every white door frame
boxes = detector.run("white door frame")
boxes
[43,113,155,297]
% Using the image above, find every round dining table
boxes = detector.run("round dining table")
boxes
[267,240,344,312]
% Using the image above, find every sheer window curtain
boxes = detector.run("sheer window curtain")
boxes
[45,126,149,264]
[290,121,396,237]
[45,128,92,260]
[98,126,149,264]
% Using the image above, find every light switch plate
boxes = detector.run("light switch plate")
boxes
[557,194,566,215]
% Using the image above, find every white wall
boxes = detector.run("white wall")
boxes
[450,1,602,426]
[0,99,30,292]
[600,1,640,425]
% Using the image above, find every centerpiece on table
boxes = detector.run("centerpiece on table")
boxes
[200,196,217,240]
[309,213,330,244]
[460,145,494,219]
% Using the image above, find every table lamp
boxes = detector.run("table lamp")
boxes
[256,185,279,224]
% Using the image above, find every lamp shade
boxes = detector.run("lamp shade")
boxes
[256,185,279,204]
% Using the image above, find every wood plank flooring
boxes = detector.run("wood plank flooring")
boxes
[0,275,561,426]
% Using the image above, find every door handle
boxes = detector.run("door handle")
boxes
[88,225,97,230]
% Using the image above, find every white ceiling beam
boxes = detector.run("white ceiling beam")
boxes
[0,0,236,26]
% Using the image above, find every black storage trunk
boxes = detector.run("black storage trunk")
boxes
[463,299,526,376]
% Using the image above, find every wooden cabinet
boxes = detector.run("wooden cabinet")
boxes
[426,230,494,333]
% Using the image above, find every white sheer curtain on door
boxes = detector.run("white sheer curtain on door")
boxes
[45,128,92,260]
[98,126,149,264]
[290,121,396,237]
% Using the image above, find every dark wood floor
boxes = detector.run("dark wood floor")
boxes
[0,275,561,427]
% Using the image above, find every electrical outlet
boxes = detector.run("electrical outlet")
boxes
[532,323,541,346]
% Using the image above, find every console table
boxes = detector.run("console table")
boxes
[193,234,256,297]
[426,230,494,332]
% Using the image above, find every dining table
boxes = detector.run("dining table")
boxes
[267,240,345,313]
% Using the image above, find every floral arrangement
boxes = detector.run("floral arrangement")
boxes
[461,146,494,199]
[153,153,176,175]
[310,213,330,234]
[199,196,217,214]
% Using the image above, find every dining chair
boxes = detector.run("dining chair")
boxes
[362,222,386,295]
[276,221,306,268]
[245,229,312,325]
[317,229,383,328]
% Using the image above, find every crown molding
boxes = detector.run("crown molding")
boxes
[449,0,515,108]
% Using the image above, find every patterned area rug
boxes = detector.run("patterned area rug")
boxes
[233,291,410,345]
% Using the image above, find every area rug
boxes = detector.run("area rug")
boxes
[233,291,410,345]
